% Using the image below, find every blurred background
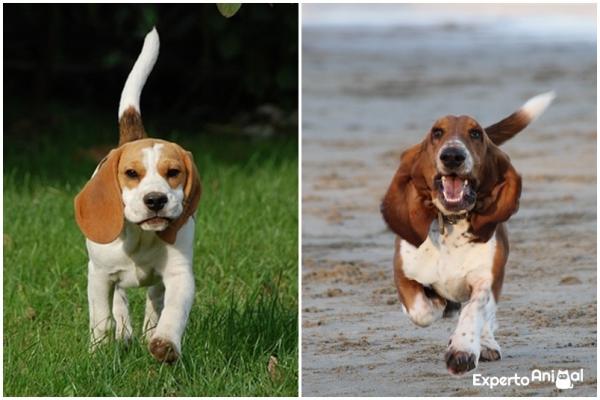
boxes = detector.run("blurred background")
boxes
[4,3,298,137]
[302,3,595,140]
[302,3,596,397]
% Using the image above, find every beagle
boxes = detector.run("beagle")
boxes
[74,28,201,363]
[381,92,554,375]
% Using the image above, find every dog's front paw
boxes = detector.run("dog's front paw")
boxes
[115,327,133,347]
[479,346,501,362]
[445,349,477,376]
[479,334,501,362]
[445,329,481,376]
[89,340,104,354]
[149,337,180,363]
[89,332,111,353]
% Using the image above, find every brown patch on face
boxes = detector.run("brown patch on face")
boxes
[117,140,153,190]
[117,158,145,190]
[426,115,488,182]
[156,143,187,190]
[116,139,187,191]
[116,139,189,191]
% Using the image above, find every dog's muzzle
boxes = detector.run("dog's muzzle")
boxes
[143,192,168,212]
[439,147,466,171]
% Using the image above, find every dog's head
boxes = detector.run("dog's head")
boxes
[381,92,555,245]
[381,115,521,244]
[416,115,489,215]
[74,138,201,244]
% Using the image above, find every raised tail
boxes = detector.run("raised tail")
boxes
[118,27,160,146]
[485,91,555,146]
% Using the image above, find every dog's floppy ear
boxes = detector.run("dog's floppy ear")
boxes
[74,148,124,244]
[469,147,522,242]
[158,148,201,244]
[381,143,437,247]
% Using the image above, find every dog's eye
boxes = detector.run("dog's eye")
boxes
[125,169,139,179]
[431,128,444,139]
[469,129,483,140]
[167,169,180,178]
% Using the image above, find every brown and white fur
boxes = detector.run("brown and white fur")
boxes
[381,92,554,376]
[74,28,201,363]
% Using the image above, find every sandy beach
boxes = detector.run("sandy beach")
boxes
[301,4,597,396]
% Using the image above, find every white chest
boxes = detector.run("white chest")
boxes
[87,236,164,288]
[400,219,496,303]
[86,220,194,289]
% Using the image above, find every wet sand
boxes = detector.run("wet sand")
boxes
[302,5,596,396]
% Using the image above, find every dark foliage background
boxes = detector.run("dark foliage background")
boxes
[3,3,298,134]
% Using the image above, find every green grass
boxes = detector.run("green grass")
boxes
[3,107,298,396]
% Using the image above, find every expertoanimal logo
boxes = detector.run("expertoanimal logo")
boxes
[554,369,574,389]
[473,368,583,390]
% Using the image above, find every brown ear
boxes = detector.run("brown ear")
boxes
[158,149,202,244]
[380,144,436,247]
[74,148,124,244]
[469,148,522,242]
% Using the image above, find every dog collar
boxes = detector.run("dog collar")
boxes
[438,212,469,235]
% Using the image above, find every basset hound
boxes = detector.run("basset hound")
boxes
[74,28,201,363]
[381,92,554,376]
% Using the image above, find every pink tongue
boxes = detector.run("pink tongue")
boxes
[443,176,462,199]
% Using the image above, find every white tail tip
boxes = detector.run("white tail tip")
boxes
[118,27,160,119]
[521,91,556,122]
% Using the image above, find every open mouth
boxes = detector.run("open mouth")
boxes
[434,174,476,212]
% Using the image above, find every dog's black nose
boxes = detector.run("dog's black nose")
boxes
[143,192,168,211]
[440,147,466,169]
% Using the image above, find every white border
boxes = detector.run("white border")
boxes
[1,1,599,399]
[298,3,303,397]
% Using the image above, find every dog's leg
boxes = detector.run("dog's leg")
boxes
[148,265,195,363]
[143,283,165,341]
[394,237,445,327]
[445,274,495,375]
[479,224,505,362]
[480,313,501,362]
[112,285,133,344]
[87,261,115,351]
